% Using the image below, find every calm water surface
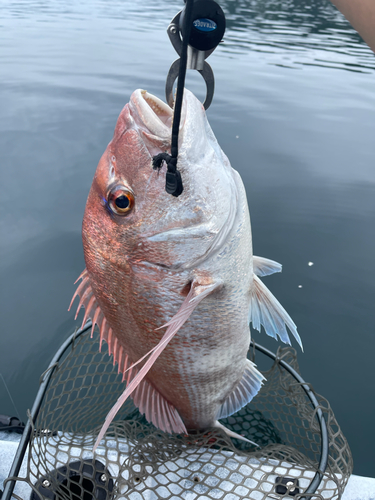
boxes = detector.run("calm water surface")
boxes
[0,0,374,476]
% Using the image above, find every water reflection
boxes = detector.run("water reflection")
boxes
[221,0,374,72]
[2,0,374,73]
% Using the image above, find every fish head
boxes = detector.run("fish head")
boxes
[82,89,237,275]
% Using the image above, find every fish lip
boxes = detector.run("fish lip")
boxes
[130,89,173,139]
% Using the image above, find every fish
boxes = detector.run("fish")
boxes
[69,88,302,451]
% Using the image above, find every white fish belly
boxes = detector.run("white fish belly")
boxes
[145,171,253,430]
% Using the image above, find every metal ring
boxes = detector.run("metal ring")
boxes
[165,59,215,110]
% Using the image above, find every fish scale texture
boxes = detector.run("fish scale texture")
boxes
[78,89,261,434]
[15,325,353,500]
[72,89,302,441]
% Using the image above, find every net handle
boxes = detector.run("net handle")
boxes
[2,323,91,500]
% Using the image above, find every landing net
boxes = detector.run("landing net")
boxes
[16,325,352,499]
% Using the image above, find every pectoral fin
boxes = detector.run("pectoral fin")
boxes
[93,276,223,451]
[250,274,303,349]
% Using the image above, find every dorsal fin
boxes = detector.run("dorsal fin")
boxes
[69,269,112,348]
[69,269,186,440]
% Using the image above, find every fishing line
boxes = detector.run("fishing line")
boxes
[0,372,21,421]
[152,0,195,197]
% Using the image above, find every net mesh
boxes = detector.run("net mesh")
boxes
[18,326,352,500]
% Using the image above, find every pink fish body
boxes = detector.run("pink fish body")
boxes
[70,89,302,449]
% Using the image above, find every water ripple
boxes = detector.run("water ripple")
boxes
[1,0,374,74]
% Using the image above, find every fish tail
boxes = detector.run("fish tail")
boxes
[214,421,259,447]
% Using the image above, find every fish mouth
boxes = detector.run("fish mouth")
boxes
[130,89,174,139]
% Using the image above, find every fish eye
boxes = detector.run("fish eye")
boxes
[108,185,135,215]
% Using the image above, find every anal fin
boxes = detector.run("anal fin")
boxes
[217,359,265,420]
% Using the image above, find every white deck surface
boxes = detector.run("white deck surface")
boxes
[1,433,374,499]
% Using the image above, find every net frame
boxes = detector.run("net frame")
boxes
[3,322,352,500]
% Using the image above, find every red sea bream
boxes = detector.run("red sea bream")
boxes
[69,89,302,450]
